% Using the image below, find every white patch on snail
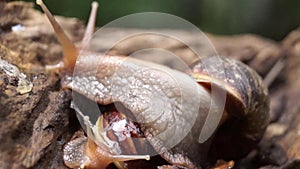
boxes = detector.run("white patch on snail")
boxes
[112,119,127,132]
[235,73,242,80]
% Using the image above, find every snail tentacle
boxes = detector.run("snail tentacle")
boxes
[82,1,99,50]
[36,0,78,72]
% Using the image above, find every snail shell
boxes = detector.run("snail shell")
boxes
[191,56,269,160]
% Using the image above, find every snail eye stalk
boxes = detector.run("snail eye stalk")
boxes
[82,1,99,50]
[36,0,77,72]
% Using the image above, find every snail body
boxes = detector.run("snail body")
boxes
[36,1,269,169]
[65,54,212,169]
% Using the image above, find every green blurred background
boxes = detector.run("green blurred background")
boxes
[23,0,300,40]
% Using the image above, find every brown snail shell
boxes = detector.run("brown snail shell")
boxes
[191,56,270,160]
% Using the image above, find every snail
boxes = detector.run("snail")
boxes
[36,0,269,169]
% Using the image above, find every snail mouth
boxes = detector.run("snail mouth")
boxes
[66,94,164,169]
[95,103,148,155]
[70,91,155,154]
